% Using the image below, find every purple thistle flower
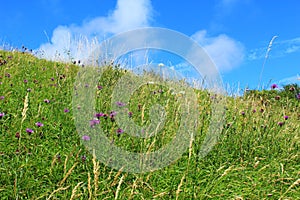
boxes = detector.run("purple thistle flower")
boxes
[110,111,117,118]
[82,135,90,141]
[64,108,70,113]
[110,111,117,122]
[35,122,44,127]
[284,115,289,120]
[97,85,103,90]
[0,96,4,100]
[81,155,86,162]
[278,122,284,127]
[0,112,4,119]
[252,109,256,113]
[128,111,133,118]
[275,96,280,100]
[116,101,126,107]
[271,84,278,89]
[103,113,108,119]
[116,128,124,135]
[51,77,55,81]
[90,119,100,127]
[44,99,50,103]
[260,108,264,113]
[94,112,105,118]
[289,86,295,91]
[296,93,300,100]
[24,79,28,83]
[241,111,245,116]
[26,128,34,134]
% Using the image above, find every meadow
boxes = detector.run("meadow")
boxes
[0,49,299,199]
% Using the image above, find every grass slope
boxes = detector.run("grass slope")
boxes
[0,50,299,199]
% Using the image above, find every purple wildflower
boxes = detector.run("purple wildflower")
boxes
[116,128,124,135]
[271,84,278,89]
[241,111,245,116]
[24,79,28,83]
[35,122,44,127]
[296,93,300,100]
[128,111,133,118]
[44,99,50,103]
[0,96,4,100]
[260,108,264,113]
[252,109,257,113]
[51,77,55,81]
[275,96,280,100]
[289,86,295,91]
[110,111,117,118]
[94,112,105,118]
[110,111,117,122]
[81,155,86,162]
[64,108,70,113]
[0,112,4,119]
[116,101,126,107]
[284,115,289,120]
[82,135,90,141]
[97,85,103,90]
[90,119,100,127]
[26,128,34,134]
[278,122,284,127]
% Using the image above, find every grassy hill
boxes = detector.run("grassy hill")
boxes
[0,50,299,199]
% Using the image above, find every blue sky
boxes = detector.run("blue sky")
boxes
[1,0,300,91]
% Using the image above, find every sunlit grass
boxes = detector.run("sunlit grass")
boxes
[0,50,299,199]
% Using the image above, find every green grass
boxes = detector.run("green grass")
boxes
[0,50,299,199]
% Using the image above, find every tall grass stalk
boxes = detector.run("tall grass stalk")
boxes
[258,35,278,89]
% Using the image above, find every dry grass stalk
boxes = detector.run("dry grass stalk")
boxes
[128,178,138,200]
[59,162,78,186]
[21,92,29,124]
[92,150,100,197]
[70,182,83,200]
[46,185,70,200]
[153,192,168,198]
[112,167,124,187]
[115,174,126,200]
[221,165,234,177]
[63,155,69,175]
[280,178,300,199]
[88,172,92,200]
[176,174,186,200]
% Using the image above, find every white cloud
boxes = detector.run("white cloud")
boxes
[277,75,300,87]
[36,0,153,62]
[191,30,245,72]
